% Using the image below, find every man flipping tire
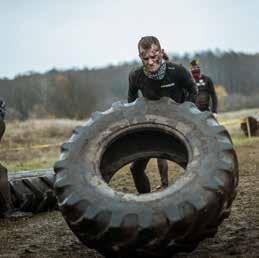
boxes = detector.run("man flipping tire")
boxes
[128,36,197,193]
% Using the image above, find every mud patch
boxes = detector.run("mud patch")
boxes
[0,143,258,258]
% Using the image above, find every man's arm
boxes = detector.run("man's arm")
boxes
[128,70,139,103]
[208,77,218,113]
[179,66,197,103]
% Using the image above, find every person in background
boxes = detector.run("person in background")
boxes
[189,59,218,114]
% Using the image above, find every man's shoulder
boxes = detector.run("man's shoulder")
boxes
[129,66,144,86]
[129,65,143,78]
[167,61,180,69]
[166,63,192,81]
[167,62,188,73]
[201,74,213,83]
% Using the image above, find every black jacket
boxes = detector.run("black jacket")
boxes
[195,75,218,113]
[128,62,197,103]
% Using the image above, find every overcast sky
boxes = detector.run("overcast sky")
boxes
[1,0,259,78]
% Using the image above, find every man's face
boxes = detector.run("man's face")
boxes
[139,44,163,74]
[190,65,201,81]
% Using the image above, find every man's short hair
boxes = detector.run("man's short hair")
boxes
[138,36,161,51]
[189,59,200,68]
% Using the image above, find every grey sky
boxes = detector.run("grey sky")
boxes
[1,0,259,78]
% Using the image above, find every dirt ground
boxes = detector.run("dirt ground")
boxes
[1,140,259,257]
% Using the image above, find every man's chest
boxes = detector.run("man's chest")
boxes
[195,78,208,92]
[139,72,180,93]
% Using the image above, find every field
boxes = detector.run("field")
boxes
[1,108,259,173]
[0,109,259,257]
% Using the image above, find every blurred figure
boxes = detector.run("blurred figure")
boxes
[189,59,218,114]
[0,98,14,218]
[0,98,6,121]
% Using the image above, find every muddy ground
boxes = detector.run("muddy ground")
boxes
[0,142,259,258]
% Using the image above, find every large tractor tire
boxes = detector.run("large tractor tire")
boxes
[54,98,238,258]
[9,169,57,213]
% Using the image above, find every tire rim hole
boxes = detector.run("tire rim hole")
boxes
[109,159,185,194]
[99,126,189,194]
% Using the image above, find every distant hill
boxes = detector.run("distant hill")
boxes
[0,51,259,120]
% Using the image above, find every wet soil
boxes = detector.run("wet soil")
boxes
[0,142,258,258]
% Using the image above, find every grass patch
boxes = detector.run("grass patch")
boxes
[3,158,57,172]
[232,136,259,147]
[1,115,258,172]
[1,146,60,172]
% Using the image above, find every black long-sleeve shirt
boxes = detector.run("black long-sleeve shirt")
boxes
[195,75,218,113]
[128,62,197,104]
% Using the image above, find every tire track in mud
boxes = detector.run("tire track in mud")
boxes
[174,143,259,257]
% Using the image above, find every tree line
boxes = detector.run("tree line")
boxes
[0,50,259,120]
